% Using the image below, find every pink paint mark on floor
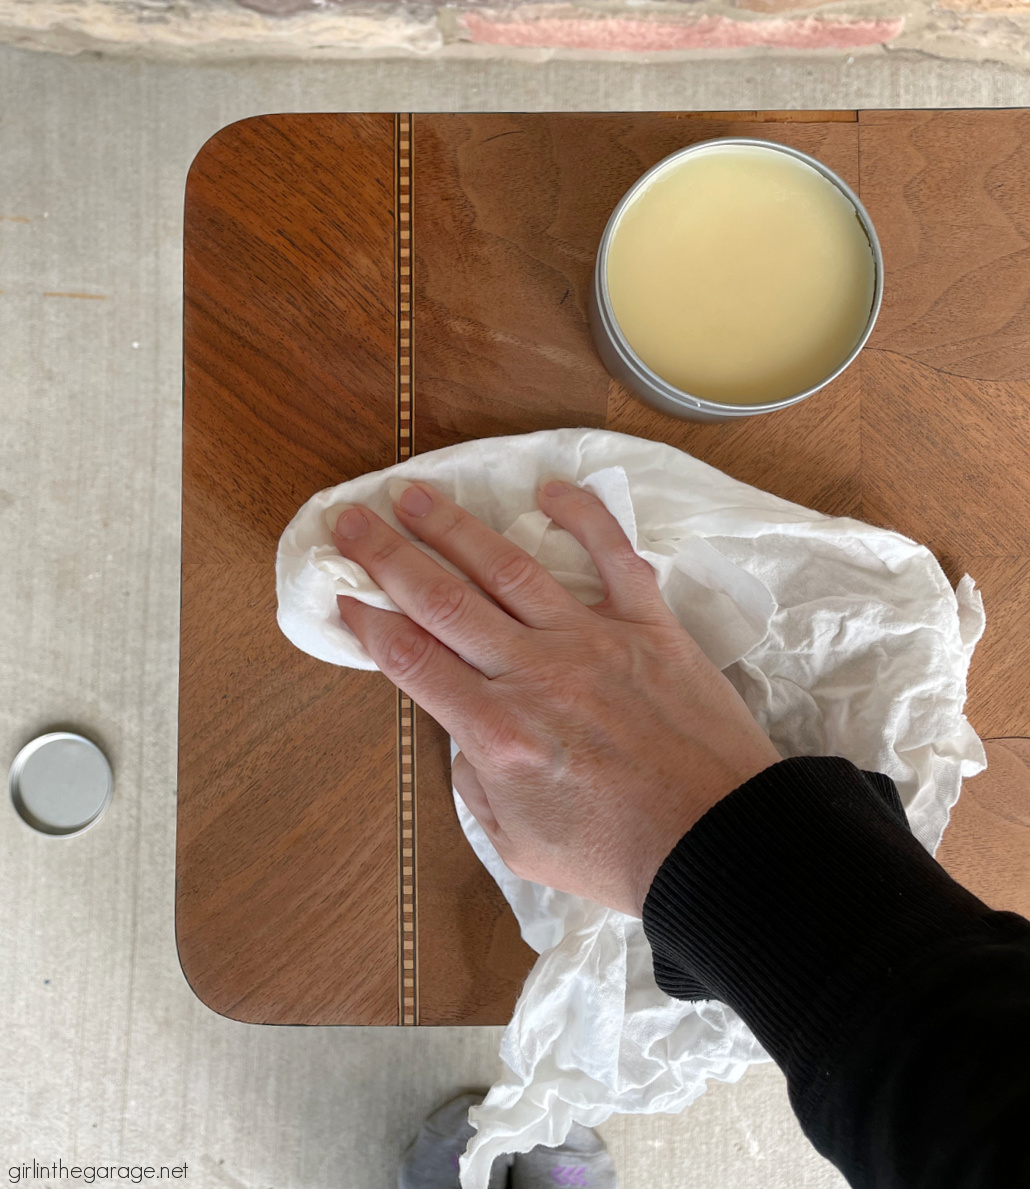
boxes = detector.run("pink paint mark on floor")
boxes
[462,13,904,50]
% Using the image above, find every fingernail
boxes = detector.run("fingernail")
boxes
[543,480,568,498]
[334,508,368,539]
[390,479,433,518]
[324,504,351,533]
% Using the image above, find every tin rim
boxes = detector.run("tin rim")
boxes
[593,137,885,418]
[8,731,113,838]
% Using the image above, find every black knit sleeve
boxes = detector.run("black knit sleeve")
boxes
[641,755,1030,1188]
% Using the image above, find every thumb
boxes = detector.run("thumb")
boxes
[451,750,499,837]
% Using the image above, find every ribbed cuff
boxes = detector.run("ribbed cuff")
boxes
[642,756,991,1104]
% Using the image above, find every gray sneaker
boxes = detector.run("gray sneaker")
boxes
[511,1123,618,1189]
[398,1092,512,1189]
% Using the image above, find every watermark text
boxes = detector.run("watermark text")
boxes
[8,1163,187,1185]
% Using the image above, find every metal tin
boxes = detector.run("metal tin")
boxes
[589,137,884,424]
[8,732,113,837]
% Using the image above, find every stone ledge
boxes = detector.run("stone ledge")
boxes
[1,0,1029,68]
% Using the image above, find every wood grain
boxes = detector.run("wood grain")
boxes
[937,738,1030,919]
[182,116,398,564]
[413,114,610,451]
[859,352,1030,559]
[180,111,1030,1027]
[859,110,1030,380]
[962,557,1030,739]
[179,113,400,1024]
[660,110,858,123]
[857,110,1030,740]
[177,564,399,1022]
[605,359,862,522]
[414,711,535,1024]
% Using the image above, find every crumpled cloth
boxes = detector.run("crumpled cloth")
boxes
[275,427,987,1189]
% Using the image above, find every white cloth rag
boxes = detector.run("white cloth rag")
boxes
[275,427,987,1189]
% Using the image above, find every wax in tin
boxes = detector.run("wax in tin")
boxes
[605,145,876,405]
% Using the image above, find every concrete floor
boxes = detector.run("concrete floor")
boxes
[2,43,1023,1189]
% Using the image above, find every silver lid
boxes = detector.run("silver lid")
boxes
[8,732,113,837]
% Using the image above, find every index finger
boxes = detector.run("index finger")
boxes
[336,595,491,741]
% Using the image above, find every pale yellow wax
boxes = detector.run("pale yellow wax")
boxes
[606,146,876,405]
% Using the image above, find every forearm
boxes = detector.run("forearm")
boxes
[642,756,1030,1187]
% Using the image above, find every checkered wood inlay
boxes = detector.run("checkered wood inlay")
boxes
[395,113,418,1026]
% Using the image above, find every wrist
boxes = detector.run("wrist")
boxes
[630,748,780,916]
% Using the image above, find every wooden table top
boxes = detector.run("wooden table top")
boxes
[179,111,1030,1027]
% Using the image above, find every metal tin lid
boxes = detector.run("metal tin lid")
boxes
[8,732,113,837]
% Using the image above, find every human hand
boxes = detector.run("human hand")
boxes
[330,479,780,917]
